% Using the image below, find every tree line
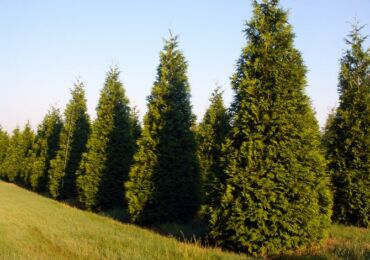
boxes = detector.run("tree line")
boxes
[0,0,369,256]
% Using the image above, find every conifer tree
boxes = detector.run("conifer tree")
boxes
[1,127,22,182]
[48,81,90,199]
[0,127,10,178]
[29,108,62,192]
[324,24,370,227]
[76,66,135,210]
[130,106,142,142]
[125,35,200,224]
[1,123,34,183]
[208,0,332,255]
[18,122,36,186]
[197,87,230,213]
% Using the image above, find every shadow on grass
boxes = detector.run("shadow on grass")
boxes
[274,242,370,260]
[99,207,209,244]
[62,204,370,260]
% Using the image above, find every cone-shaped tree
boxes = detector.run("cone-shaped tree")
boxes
[208,0,332,255]
[1,127,22,181]
[322,108,336,150]
[1,123,34,184]
[130,106,142,142]
[324,24,370,227]
[125,35,200,224]
[76,66,135,211]
[29,108,63,192]
[197,87,230,213]
[0,127,10,178]
[18,122,36,186]
[48,81,90,199]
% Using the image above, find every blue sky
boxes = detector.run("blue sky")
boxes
[0,0,369,132]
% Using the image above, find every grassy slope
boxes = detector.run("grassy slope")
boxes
[0,181,244,260]
[0,181,369,259]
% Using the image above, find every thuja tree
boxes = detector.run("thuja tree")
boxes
[197,87,230,213]
[18,122,36,186]
[76,66,135,211]
[1,127,22,181]
[1,123,34,183]
[324,24,370,227]
[125,35,200,224]
[208,0,332,255]
[130,106,142,142]
[0,127,9,178]
[48,81,90,199]
[29,108,63,192]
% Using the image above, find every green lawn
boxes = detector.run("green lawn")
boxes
[0,181,369,259]
[0,181,244,260]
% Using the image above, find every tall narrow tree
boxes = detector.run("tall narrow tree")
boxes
[130,106,142,142]
[0,127,10,178]
[29,108,63,192]
[197,87,230,213]
[125,35,200,224]
[1,123,34,184]
[208,0,332,255]
[1,128,22,182]
[324,24,370,227]
[1,127,22,181]
[19,122,36,186]
[48,81,90,199]
[76,66,135,210]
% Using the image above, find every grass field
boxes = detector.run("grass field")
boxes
[0,181,369,259]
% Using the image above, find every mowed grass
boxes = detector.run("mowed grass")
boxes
[1,181,369,260]
[0,181,244,260]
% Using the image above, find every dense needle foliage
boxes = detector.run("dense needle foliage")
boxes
[196,87,230,213]
[125,35,200,224]
[29,108,63,192]
[0,123,34,184]
[76,67,135,211]
[48,82,90,199]
[324,25,370,227]
[208,0,332,255]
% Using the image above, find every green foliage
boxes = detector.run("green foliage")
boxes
[2,128,22,182]
[29,108,63,192]
[208,0,332,255]
[196,87,230,213]
[0,127,10,178]
[126,35,200,224]
[18,122,36,187]
[76,66,135,211]
[48,81,90,199]
[0,123,34,184]
[130,106,142,142]
[324,24,370,228]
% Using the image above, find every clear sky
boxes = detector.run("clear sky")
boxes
[0,0,369,132]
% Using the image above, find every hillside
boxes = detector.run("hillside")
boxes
[0,181,244,260]
[0,181,369,259]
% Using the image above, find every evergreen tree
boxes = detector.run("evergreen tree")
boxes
[1,127,22,182]
[324,24,370,227]
[18,122,36,186]
[196,87,230,213]
[322,108,336,150]
[29,108,63,192]
[208,0,332,255]
[48,81,90,199]
[1,123,34,183]
[0,127,9,178]
[125,35,200,224]
[130,106,142,142]
[76,66,135,211]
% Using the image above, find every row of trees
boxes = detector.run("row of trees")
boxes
[0,0,368,256]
